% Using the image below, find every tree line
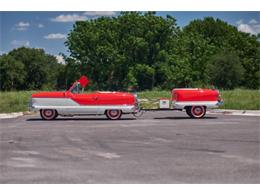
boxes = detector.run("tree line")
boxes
[0,12,259,91]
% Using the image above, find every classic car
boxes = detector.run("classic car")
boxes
[29,76,139,120]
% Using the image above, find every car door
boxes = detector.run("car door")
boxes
[66,92,101,114]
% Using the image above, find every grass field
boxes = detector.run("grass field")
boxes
[0,89,259,113]
[0,91,36,113]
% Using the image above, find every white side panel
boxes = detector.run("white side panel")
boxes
[30,98,135,115]
[33,98,79,106]
[57,105,135,115]
[173,101,220,109]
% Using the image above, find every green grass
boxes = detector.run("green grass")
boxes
[0,89,259,113]
[219,89,260,110]
[0,91,36,113]
[137,90,171,109]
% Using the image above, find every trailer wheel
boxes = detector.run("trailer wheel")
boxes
[40,109,58,120]
[106,109,122,120]
[190,106,206,119]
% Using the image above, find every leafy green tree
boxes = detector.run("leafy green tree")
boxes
[1,13,259,91]
[58,57,82,90]
[9,47,62,90]
[183,17,260,89]
[127,64,155,90]
[0,55,26,90]
[205,52,245,89]
[66,12,178,90]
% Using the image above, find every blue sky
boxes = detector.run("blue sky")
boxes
[0,11,259,62]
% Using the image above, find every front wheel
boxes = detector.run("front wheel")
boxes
[40,109,58,120]
[105,109,122,120]
[186,106,206,119]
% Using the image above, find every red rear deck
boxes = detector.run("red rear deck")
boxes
[172,89,219,102]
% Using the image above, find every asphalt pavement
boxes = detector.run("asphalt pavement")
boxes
[0,111,259,183]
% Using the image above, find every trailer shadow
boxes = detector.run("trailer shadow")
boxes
[153,116,217,120]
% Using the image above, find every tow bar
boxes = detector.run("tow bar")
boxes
[133,108,182,118]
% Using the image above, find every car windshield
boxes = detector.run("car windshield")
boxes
[70,82,82,94]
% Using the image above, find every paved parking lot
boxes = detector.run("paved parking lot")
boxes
[0,111,259,183]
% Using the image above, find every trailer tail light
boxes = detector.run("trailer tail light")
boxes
[172,90,177,101]
[174,93,178,101]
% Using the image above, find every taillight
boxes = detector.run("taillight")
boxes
[172,92,177,101]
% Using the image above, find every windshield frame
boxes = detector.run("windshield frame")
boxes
[68,82,82,94]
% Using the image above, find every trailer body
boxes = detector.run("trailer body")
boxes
[172,88,221,109]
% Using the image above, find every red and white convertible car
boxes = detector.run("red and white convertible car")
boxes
[30,76,139,120]
[29,76,223,120]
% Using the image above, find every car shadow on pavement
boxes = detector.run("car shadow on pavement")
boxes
[26,118,136,121]
[154,116,217,120]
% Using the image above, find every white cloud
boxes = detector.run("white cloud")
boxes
[253,24,260,34]
[16,21,30,27]
[55,55,66,64]
[249,19,258,24]
[11,40,30,47]
[51,12,116,23]
[236,19,243,25]
[237,18,260,35]
[38,24,44,28]
[15,21,30,31]
[83,11,116,17]
[44,33,66,40]
[237,20,260,35]
[237,24,256,34]
[51,14,87,22]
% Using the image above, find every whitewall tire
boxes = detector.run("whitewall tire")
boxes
[40,109,58,120]
[106,109,122,120]
[190,106,206,119]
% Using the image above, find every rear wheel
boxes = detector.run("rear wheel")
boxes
[40,109,58,120]
[106,109,122,120]
[189,106,206,119]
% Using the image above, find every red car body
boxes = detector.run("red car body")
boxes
[30,76,138,120]
[32,91,135,105]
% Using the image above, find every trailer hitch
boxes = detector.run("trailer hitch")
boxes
[133,108,183,119]
[133,107,144,118]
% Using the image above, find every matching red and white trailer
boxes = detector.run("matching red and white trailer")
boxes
[29,76,223,120]
[154,88,223,118]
